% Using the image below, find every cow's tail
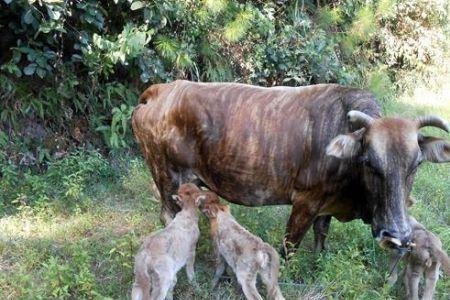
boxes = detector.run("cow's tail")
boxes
[436,248,450,275]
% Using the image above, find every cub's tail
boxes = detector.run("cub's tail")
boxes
[131,251,152,300]
[436,248,450,275]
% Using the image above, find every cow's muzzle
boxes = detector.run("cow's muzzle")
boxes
[376,229,412,250]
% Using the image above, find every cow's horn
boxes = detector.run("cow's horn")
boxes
[347,111,374,128]
[416,115,449,133]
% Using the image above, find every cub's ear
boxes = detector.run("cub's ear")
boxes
[419,136,450,163]
[202,206,218,218]
[195,195,206,207]
[326,128,366,159]
[172,195,182,207]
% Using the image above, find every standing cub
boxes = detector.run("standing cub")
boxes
[199,191,285,300]
[388,216,450,300]
[131,183,201,300]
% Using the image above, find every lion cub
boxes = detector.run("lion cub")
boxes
[198,191,285,300]
[388,216,450,300]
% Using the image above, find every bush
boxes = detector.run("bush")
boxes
[0,150,112,214]
[0,0,449,162]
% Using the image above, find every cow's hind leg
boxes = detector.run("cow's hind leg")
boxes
[313,216,332,253]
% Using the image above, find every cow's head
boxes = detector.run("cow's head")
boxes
[326,111,450,249]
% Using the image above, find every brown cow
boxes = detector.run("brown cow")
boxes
[132,80,450,253]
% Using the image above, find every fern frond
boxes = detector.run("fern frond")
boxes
[155,36,179,61]
[176,52,194,70]
[349,6,377,43]
[204,0,227,14]
[223,9,253,42]
[317,6,342,29]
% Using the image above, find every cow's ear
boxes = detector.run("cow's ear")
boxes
[326,128,366,159]
[419,136,450,163]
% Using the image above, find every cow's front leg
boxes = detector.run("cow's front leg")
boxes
[313,215,332,253]
[283,197,320,256]
[157,183,181,225]
[151,169,182,226]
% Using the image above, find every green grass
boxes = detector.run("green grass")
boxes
[1,88,450,299]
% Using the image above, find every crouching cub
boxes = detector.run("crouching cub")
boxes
[131,183,201,300]
[198,191,285,300]
[388,216,450,300]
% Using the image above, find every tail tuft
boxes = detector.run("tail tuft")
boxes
[437,248,450,275]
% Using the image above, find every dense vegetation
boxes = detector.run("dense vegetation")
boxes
[1,0,450,299]
[1,0,449,166]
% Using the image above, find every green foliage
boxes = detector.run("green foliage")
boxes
[1,0,449,163]
[42,248,98,299]
[317,6,343,29]
[0,150,111,214]
[96,104,134,149]
[366,66,394,100]
[87,24,154,77]
[204,0,228,14]
[121,158,153,200]
[350,6,377,43]
[223,7,254,42]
